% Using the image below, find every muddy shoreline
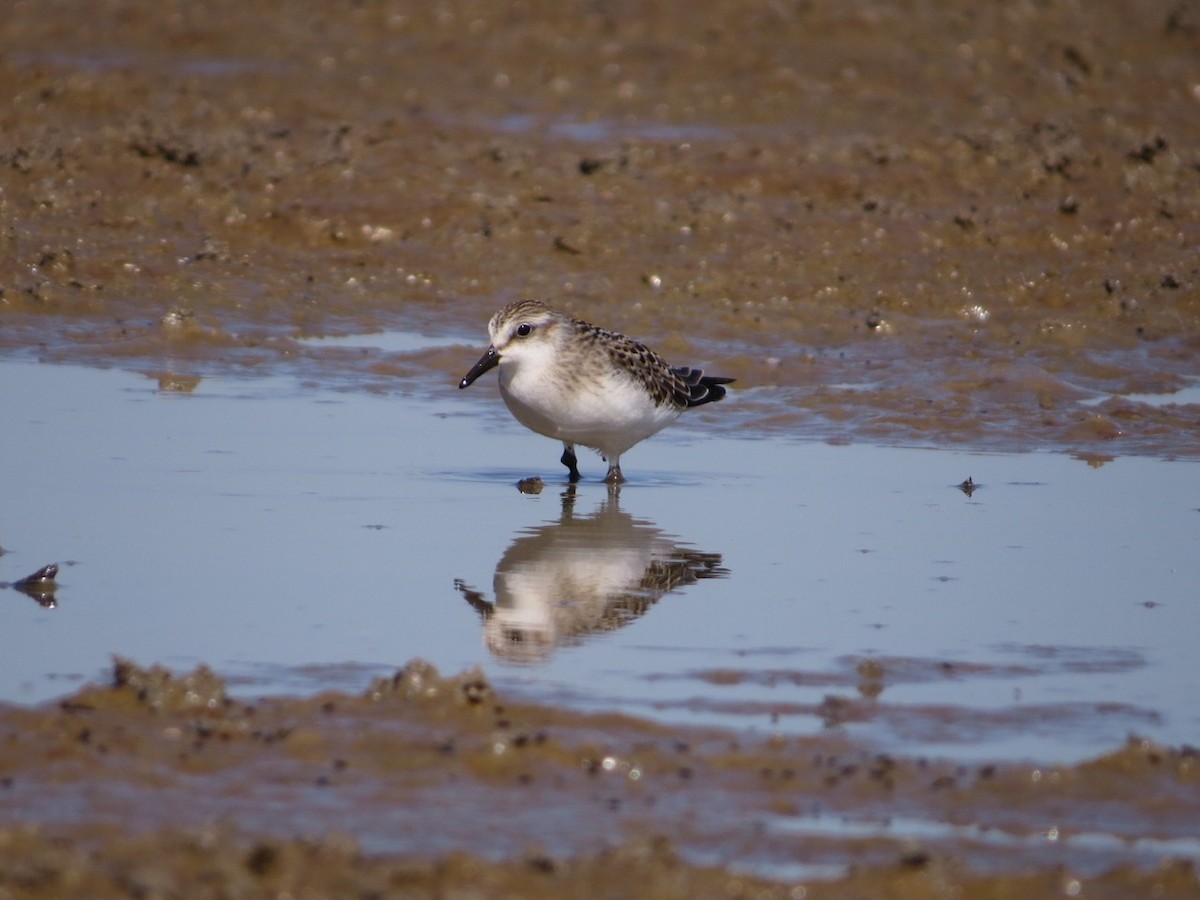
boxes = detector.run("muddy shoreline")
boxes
[3,0,1200,894]
[4,0,1199,456]
[2,660,1197,897]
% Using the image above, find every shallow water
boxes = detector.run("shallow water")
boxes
[3,356,1196,765]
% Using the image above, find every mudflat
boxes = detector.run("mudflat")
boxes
[2,0,1199,895]
[4,1,1198,456]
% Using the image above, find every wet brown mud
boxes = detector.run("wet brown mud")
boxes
[3,0,1200,893]
[2,661,1197,898]
[3,0,1199,454]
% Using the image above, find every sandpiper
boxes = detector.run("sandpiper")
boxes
[459,299,733,483]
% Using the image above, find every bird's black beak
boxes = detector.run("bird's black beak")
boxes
[459,346,499,388]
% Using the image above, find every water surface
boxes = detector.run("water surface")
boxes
[3,359,1196,764]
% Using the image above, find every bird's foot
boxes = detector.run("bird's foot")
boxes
[603,465,625,484]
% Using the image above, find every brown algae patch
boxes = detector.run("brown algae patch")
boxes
[2,660,1198,896]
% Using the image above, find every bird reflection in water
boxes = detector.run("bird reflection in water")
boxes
[455,486,727,663]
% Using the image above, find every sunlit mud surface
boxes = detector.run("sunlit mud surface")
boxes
[3,0,1200,894]
[4,0,1200,456]
[2,661,1198,897]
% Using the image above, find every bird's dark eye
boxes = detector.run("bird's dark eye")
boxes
[516,323,533,337]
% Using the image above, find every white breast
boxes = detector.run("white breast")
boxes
[498,357,680,457]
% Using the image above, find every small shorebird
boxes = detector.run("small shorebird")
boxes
[459,300,733,483]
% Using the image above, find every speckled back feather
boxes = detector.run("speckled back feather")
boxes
[569,317,732,409]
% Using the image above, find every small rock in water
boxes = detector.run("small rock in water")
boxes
[8,564,60,608]
[516,476,545,495]
[10,563,58,591]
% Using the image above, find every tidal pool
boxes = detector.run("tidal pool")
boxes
[2,357,1196,766]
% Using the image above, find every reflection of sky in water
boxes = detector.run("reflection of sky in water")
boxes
[478,113,731,143]
[1079,380,1200,408]
[2,358,1198,764]
[296,331,465,353]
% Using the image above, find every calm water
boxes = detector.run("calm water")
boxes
[2,357,1197,763]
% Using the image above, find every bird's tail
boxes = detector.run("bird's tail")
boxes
[673,367,735,407]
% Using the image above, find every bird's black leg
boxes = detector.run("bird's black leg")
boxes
[560,443,581,483]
